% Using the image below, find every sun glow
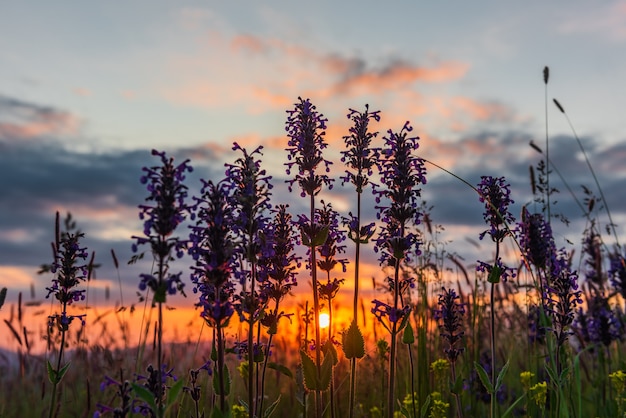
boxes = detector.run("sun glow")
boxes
[319,313,330,329]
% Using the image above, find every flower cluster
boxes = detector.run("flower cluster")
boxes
[575,295,624,348]
[609,250,626,300]
[476,176,515,242]
[132,149,192,299]
[544,249,583,346]
[434,287,465,363]
[518,208,555,270]
[284,97,333,197]
[189,180,236,328]
[340,105,380,193]
[257,204,300,334]
[46,224,89,331]
[371,299,411,329]
[373,121,426,266]
[316,200,348,274]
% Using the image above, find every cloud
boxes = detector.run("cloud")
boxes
[162,32,471,116]
[558,1,626,42]
[0,95,79,140]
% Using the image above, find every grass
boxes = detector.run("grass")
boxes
[1,69,626,418]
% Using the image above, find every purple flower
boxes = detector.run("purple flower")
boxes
[476,176,515,242]
[609,250,626,299]
[544,249,583,346]
[373,121,426,266]
[316,200,348,273]
[371,299,411,329]
[518,208,555,270]
[132,149,192,299]
[189,180,236,328]
[340,105,381,192]
[476,259,516,283]
[434,287,465,363]
[46,219,90,331]
[258,205,300,304]
[581,226,605,288]
[284,97,333,197]
[574,295,624,348]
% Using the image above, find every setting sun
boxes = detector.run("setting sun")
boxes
[319,313,330,329]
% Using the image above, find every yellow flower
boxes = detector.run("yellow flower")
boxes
[520,371,534,392]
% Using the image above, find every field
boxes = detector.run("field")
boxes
[1,70,626,418]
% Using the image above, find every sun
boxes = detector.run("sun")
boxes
[319,313,330,329]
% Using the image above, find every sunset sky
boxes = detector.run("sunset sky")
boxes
[1,1,626,317]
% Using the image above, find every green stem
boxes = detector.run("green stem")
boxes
[48,304,68,418]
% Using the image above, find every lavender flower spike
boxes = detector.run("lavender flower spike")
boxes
[285,97,333,196]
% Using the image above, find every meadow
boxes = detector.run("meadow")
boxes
[1,67,626,418]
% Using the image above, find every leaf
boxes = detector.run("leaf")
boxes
[300,350,319,391]
[267,362,294,379]
[488,264,501,284]
[474,361,494,394]
[318,350,333,391]
[323,340,338,366]
[342,320,365,359]
[501,393,527,418]
[131,383,157,412]
[213,363,231,396]
[402,322,415,344]
[420,394,431,418]
[46,360,57,384]
[494,360,510,392]
[166,378,184,409]
[0,287,6,310]
[263,395,282,418]
[57,361,71,383]
[310,226,329,247]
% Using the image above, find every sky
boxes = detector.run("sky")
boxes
[1,1,626,319]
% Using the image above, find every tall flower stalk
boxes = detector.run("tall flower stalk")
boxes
[257,204,300,416]
[340,105,379,418]
[131,149,192,416]
[372,121,426,418]
[189,179,236,414]
[476,175,515,418]
[225,143,273,418]
[285,97,333,418]
[434,287,466,418]
[45,211,90,418]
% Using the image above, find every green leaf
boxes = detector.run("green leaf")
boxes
[420,394,431,418]
[474,361,494,393]
[342,320,365,359]
[166,378,184,409]
[211,341,218,361]
[210,403,231,418]
[501,393,526,418]
[323,340,338,366]
[154,283,167,303]
[300,350,319,391]
[131,383,157,412]
[0,287,7,310]
[267,362,294,379]
[494,360,510,392]
[402,322,415,344]
[46,360,57,384]
[262,395,282,418]
[57,361,71,383]
[213,363,231,396]
[318,350,333,391]
[310,226,329,247]
[488,264,501,283]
